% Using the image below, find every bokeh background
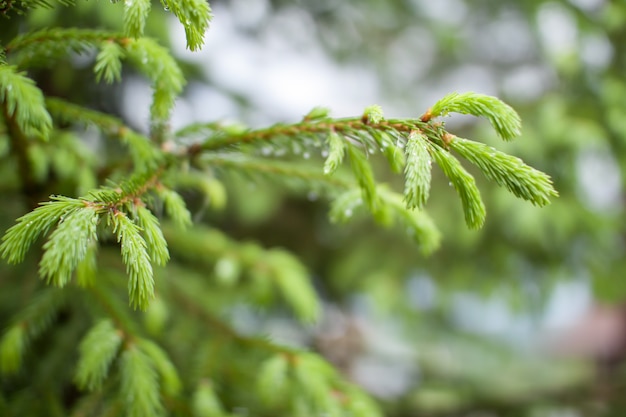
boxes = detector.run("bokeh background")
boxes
[4,0,626,416]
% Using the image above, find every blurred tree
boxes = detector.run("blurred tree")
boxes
[0,0,623,416]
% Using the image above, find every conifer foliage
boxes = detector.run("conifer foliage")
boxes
[0,1,557,416]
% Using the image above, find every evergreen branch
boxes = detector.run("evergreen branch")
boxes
[39,206,99,287]
[198,116,432,152]
[0,289,66,374]
[0,63,52,139]
[166,172,227,211]
[266,249,320,322]
[164,224,320,322]
[427,142,486,229]
[161,0,212,51]
[330,187,441,254]
[1,0,73,14]
[403,130,432,209]
[47,97,165,169]
[0,196,85,263]
[136,339,182,396]
[45,97,127,134]
[378,187,441,254]
[427,92,522,140]
[5,28,122,68]
[74,319,123,391]
[120,345,164,417]
[166,273,298,356]
[202,153,354,193]
[450,136,558,206]
[111,210,154,311]
[123,0,151,39]
[347,144,380,212]
[7,30,183,132]
[76,242,98,287]
[155,188,192,228]
[135,205,169,266]
[125,38,185,127]
[94,41,126,84]
[323,130,346,175]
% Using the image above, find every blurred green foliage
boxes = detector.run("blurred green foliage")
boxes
[1,0,626,416]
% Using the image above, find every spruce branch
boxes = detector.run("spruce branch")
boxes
[46,97,163,170]
[39,206,99,287]
[426,92,522,140]
[163,224,321,322]
[0,196,85,263]
[123,0,151,39]
[5,29,122,68]
[120,345,164,417]
[0,0,73,14]
[136,339,182,396]
[94,41,126,84]
[403,130,432,210]
[0,289,66,374]
[202,153,354,195]
[125,38,185,128]
[160,0,212,51]
[330,187,441,254]
[135,205,170,266]
[323,130,346,175]
[0,63,52,139]
[427,141,486,229]
[111,210,154,311]
[74,319,123,391]
[449,136,558,205]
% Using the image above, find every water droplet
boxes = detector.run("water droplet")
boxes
[261,146,272,156]
[396,139,405,149]
[163,5,170,11]
[303,152,310,159]
[344,208,353,217]
[321,149,329,158]
[307,191,318,201]
[368,148,375,154]
[448,182,453,187]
